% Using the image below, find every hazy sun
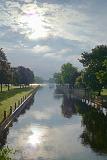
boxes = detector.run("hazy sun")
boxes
[19,5,48,39]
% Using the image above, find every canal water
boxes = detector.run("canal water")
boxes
[1,85,107,160]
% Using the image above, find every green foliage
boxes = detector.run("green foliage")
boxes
[75,75,83,88]
[0,48,11,90]
[0,48,35,90]
[79,45,107,95]
[61,63,79,85]
[0,48,7,61]
[0,146,14,160]
[54,63,79,88]
[13,66,34,85]
[54,72,62,84]
[75,71,86,88]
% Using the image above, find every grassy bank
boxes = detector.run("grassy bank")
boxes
[0,86,37,123]
[101,89,107,96]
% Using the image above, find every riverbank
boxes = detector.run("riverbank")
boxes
[0,85,38,123]
[1,85,107,160]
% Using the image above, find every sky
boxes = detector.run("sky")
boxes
[0,0,107,79]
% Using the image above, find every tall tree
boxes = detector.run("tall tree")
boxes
[0,48,11,92]
[54,63,79,88]
[13,66,34,86]
[79,45,107,95]
[54,72,62,84]
[61,63,79,88]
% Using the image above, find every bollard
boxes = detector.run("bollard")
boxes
[4,111,6,120]
[21,98,23,103]
[10,106,12,114]
[15,102,17,110]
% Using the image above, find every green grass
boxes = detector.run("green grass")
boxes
[0,85,20,92]
[101,89,107,96]
[0,86,35,123]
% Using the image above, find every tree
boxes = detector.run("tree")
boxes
[75,71,86,88]
[60,63,79,88]
[54,72,62,84]
[79,45,107,95]
[13,66,34,86]
[54,63,79,88]
[0,48,11,92]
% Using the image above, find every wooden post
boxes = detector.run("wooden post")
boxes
[10,106,12,114]
[15,102,17,110]
[4,111,6,120]
[21,98,22,103]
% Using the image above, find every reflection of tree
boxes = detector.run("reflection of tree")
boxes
[54,87,63,100]
[61,94,76,118]
[54,85,64,94]
[76,101,107,153]
[0,127,9,147]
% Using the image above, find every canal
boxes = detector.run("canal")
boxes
[1,85,107,160]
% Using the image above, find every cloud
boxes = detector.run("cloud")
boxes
[0,0,107,78]
[0,1,91,42]
[1,0,107,44]
[32,45,51,54]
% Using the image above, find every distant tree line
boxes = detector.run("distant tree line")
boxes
[34,76,44,84]
[54,45,107,96]
[0,48,35,92]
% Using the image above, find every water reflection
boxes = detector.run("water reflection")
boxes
[60,92,107,154]
[77,102,107,153]
[1,86,107,159]
[27,126,46,147]
[61,94,76,118]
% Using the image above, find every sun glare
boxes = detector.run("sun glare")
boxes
[19,5,48,39]
[27,127,46,147]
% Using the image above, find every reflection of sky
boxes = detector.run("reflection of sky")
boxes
[6,86,107,160]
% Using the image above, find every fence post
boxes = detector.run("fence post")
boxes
[15,102,17,110]
[4,111,6,120]
[21,98,22,103]
[10,106,12,114]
